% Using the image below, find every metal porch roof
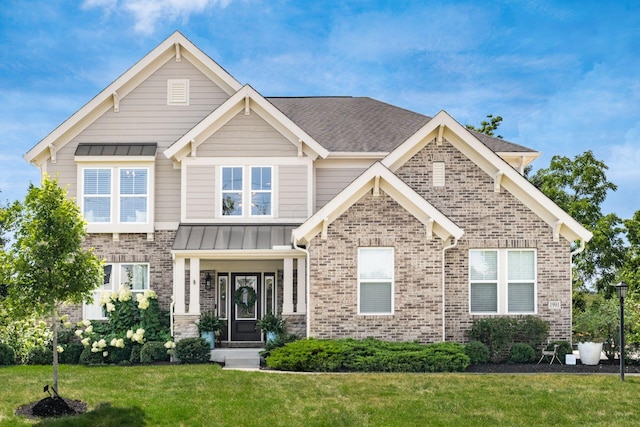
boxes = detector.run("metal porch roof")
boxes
[172,224,298,251]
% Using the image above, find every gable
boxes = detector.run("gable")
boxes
[24,31,242,166]
[382,111,593,244]
[293,162,463,245]
[196,111,298,157]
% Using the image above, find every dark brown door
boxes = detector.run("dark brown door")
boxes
[231,273,261,341]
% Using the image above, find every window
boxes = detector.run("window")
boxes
[222,167,243,216]
[120,169,148,223]
[81,167,149,225]
[221,166,273,217]
[251,167,272,216]
[83,169,111,222]
[469,249,536,314]
[358,248,393,314]
[83,263,150,320]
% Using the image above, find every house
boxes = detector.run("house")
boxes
[24,32,592,346]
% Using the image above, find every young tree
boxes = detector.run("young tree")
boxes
[1,175,102,393]
[528,151,626,292]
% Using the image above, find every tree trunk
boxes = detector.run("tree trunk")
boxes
[52,309,59,394]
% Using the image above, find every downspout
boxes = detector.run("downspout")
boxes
[170,296,175,339]
[442,237,459,342]
[293,237,311,339]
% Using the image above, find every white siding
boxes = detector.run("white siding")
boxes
[197,112,298,157]
[315,168,366,210]
[185,165,215,220]
[278,165,308,219]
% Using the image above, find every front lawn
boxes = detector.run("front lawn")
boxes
[0,365,638,426]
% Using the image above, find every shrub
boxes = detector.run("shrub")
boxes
[470,316,549,362]
[0,343,16,365]
[140,341,170,364]
[508,343,536,364]
[59,343,83,364]
[107,344,133,365]
[175,338,210,364]
[266,339,470,373]
[129,345,141,364]
[465,341,490,364]
[79,346,104,365]
[27,347,53,365]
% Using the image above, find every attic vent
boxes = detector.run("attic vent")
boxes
[433,162,445,187]
[167,79,189,106]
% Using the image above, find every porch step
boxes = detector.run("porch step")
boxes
[211,348,263,369]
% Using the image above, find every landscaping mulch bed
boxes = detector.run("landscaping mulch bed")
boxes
[15,397,87,420]
[467,360,640,374]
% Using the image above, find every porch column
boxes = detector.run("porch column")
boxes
[174,257,186,314]
[296,257,306,313]
[189,258,200,315]
[283,257,294,314]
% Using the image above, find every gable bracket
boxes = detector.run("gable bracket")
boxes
[553,220,563,242]
[190,139,197,158]
[426,218,434,240]
[244,96,250,115]
[48,145,57,164]
[112,92,119,113]
[175,43,181,62]
[373,176,380,197]
[297,139,303,157]
[321,218,329,240]
[437,124,445,146]
[493,171,504,192]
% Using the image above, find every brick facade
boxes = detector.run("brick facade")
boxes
[307,141,572,344]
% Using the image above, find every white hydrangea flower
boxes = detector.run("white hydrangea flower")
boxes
[144,290,157,299]
[136,293,144,303]
[110,338,118,347]
[106,302,116,312]
[82,319,91,327]
[75,329,84,337]
[84,325,93,334]
[81,337,90,346]
[102,351,108,357]
[118,285,132,302]
[138,297,149,310]
[57,346,64,353]
[126,330,134,339]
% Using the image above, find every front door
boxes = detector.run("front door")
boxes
[231,273,261,341]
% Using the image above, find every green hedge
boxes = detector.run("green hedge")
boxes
[140,341,170,364]
[0,343,16,365]
[175,338,210,364]
[266,339,470,373]
[469,316,549,363]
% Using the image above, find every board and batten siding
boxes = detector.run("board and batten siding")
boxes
[185,165,215,220]
[197,112,298,157]
[278,165,309,219]
[46,58,230,223]
[315,168,367,210]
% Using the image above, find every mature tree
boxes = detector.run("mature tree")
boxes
[466,114,504,139]
[1,175,102,393]
[528,151,625,292]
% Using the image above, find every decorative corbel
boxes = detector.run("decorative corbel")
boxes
[48,145,57,164]
[493,171,504,192]
[553,220,562,242]
[373,176,380,197]
[425,218,434,240]
[297,139,303,157]
[175,43,181,62]
[112,91,120,113]
[244,95,250,115]
[437,124,445,146]
[190,139,197,158]
[321,218,329,240]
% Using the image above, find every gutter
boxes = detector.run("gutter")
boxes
[442,237,459,342]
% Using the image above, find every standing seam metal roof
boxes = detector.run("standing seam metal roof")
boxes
[172,224,298,251]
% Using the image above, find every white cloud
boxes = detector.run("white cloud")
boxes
[82,0,234,34]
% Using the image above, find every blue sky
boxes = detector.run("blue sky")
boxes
[1,0,639,219]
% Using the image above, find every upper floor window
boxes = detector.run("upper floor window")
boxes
[469,249,536,314]
[358,247,394,315]
[221,166,272,217]
[82,167,150,224]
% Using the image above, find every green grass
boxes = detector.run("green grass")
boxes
[0,365,639,426]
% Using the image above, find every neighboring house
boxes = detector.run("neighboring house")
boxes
[24,32,592,345]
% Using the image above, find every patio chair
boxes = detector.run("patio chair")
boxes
[537,343,562,365]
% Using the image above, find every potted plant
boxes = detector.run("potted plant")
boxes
[573,299,608,365]
[197,311,226,349]
[256,312,286,344]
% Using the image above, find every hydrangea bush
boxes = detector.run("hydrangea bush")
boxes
[75,285,174,364]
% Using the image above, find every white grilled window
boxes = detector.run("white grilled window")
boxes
[167,79,189,105]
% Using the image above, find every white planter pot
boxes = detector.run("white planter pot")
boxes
[578,342,603,365]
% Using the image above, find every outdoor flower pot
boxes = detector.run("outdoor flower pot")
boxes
[201,331,215,349]
[578,342,603,365]
[266,331,277,344]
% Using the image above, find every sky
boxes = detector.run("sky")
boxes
[0,0,639,219]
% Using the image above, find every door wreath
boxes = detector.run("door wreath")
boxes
[234,285,257,309]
